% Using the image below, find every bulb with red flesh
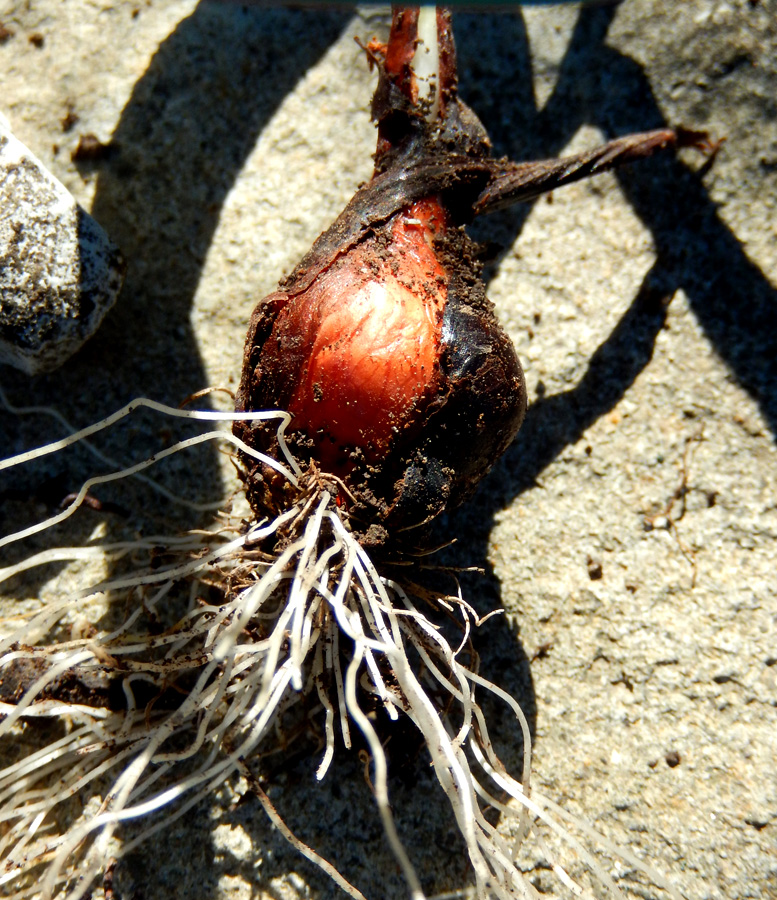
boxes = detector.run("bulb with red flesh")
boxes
[234,7,526,541]
[235,199,525,536]
[233,7,710,544]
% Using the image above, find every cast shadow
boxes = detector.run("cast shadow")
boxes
[0,3,349,587]
[87,2,349,405]
[452,4,777,544]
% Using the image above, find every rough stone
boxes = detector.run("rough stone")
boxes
[0,115,124,374]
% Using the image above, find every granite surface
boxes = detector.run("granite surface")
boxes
[0,2,775,899]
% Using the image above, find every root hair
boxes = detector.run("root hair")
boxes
[0,395,680,900]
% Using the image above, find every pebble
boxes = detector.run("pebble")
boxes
[0,113,124,375]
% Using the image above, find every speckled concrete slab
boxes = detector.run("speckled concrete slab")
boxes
[0,2,775,899]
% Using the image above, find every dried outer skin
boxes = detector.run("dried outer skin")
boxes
[0,657,182,712]
[392,229,526,528]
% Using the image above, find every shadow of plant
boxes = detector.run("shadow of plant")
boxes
[0,2,350,586]
[457,4,777,518]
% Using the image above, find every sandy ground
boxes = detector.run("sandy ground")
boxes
[1,2,775,899]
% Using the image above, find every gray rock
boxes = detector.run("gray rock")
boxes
[0,117,124,375]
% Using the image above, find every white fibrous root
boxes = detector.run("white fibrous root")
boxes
[0,392,681,900]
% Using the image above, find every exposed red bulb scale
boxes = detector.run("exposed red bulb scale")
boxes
[275,198,448,474]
